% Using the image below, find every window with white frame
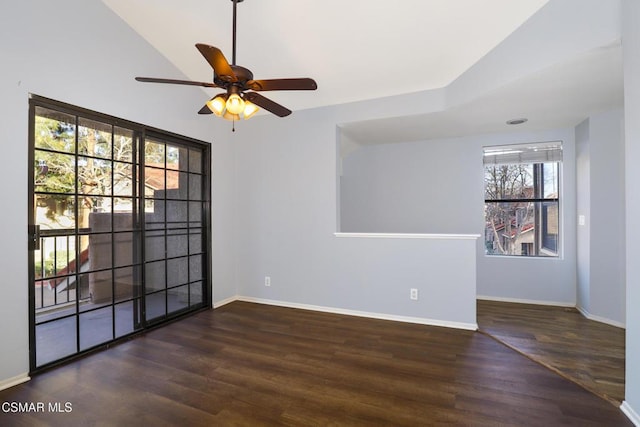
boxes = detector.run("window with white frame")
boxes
[483,142,562,257]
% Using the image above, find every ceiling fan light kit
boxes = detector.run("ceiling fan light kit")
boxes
[135,0,317,130]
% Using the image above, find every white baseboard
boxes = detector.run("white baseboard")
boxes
[213,295,239,309]
[237,296,478,331]
[621,401,640,426]
[477,295,575,307]
[0,373,30,392]
[576,306,626,329]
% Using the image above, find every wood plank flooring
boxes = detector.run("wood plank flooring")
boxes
[0,302,632,426]
[477,299,625,406]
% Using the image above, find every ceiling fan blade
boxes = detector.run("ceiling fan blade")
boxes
[195,44,237,82]
[245,92,291,117]
[247,78,317,92]
[135,77,220,88]
[198,104,213,115]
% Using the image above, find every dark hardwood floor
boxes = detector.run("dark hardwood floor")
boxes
[477,299,626,406]
[0,302,632,426]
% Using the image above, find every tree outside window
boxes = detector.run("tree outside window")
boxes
[483,142,561,257]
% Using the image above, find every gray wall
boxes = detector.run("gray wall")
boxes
[340,127,578,305]
[340,137,480,235]
[574,109,626,326]
[0,0,235,384]
[575,119,591,311]
[341,107,627,324]
[231,108,478,328]
[623,0,640,419]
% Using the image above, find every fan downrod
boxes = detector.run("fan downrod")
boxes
[230,0,244,65]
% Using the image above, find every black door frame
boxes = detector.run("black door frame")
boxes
[28,95,212,373]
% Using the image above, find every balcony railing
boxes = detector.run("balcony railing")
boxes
[34,229,90,312]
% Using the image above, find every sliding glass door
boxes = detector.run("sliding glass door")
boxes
[28,97,210,371]
[142,136,206,324]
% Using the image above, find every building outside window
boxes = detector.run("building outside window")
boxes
[483,141,562,257]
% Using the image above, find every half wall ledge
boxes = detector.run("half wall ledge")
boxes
[334,232,481,240]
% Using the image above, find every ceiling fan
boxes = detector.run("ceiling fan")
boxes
[135,0,317,124]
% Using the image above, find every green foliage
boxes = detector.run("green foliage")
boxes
[35,116,75,189]
[34,250,74,279]
[33,108,173,227]
[34,113,135,225]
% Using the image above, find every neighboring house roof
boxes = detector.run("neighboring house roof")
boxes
[489,221,535,238]
[144,163,179,191]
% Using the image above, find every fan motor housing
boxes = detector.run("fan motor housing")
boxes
[230,65,253,82]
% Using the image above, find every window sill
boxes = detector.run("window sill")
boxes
[484,254,562,260]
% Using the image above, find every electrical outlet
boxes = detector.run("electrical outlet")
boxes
[410,288,418,300]
[265,276,271,287]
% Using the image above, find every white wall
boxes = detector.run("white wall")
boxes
[576,109,626,326]
[622,0,640,422]
[340,128,577,305]
[0,0,235,385]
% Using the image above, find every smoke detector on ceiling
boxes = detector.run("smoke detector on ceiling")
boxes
[506,118,528,125]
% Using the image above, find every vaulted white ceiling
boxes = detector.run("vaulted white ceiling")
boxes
[101,0,623,143]
[102,0,548,111]
[340,43,623,145]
